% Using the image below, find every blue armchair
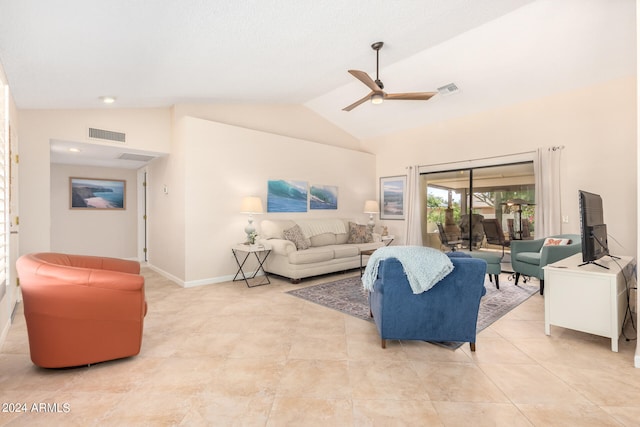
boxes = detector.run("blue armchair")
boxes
[368,256,487,351]
[510,234,581,295]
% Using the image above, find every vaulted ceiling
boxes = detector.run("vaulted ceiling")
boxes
[0,0,635,143]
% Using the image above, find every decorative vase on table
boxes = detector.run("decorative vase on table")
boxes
[247,231,258,246]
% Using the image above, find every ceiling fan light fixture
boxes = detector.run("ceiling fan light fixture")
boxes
[343,41,436,111]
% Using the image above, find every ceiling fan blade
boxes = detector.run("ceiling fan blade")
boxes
[384,92,437,101]
[348,70,382,92]
[342,92,374,111]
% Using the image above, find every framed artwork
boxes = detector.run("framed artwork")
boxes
[310,184,338,210]
[267,180,308,212]
[380,175,406,220]
[70,178,126,210]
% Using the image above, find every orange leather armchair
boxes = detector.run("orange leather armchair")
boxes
[16,252,147,368]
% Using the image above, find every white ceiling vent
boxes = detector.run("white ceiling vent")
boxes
[437,83,460,96]
[88,127,126,143]
[118,153,156,162]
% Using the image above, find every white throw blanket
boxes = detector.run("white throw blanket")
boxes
[361,246,454,294]
[295,219,347,238]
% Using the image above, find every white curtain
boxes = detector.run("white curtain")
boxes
[535,146,564,237]
[403,165,423,245]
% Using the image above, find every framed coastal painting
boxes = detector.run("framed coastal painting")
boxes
[267,179,308,212]
[310,184,338,210]
[70,178,126,210]
[380,175,406,220]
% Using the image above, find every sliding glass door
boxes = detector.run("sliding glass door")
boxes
[424,169,468,249]
[424,162,535,252]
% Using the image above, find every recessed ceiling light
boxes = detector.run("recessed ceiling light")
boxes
[100,96,116,104]
[69,148,81,152]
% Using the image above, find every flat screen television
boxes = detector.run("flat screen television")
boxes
[578,190,609,267]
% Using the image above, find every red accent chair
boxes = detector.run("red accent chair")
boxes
[16,252,147,368]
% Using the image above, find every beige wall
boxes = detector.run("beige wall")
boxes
[367,76,638,256]
[18,108,171,256]
[174,104,362,152]
[50,164,138,258]
[146,114,377,285]
[144,108,187,282]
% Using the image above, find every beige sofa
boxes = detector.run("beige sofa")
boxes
[260,218,384,282]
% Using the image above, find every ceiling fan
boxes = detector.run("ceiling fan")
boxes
[343,41,436,112]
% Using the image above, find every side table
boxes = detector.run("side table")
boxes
[231,243,272,288]
[382,235,394,246]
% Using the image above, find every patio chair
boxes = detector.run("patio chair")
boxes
[481,219,510,256]
[437,223,463,251]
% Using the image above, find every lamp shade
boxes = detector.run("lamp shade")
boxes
[503,198,534,207]
[240,196,264,214]
[363,200,379,214]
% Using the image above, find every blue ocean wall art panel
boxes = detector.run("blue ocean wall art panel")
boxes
[267,180,308,212]
[310,185,338,210]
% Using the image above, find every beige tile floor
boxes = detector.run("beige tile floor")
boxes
[1,268,640,426]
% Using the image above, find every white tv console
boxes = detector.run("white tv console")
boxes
[543,253,636,352]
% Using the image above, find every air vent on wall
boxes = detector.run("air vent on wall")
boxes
[88,127,126,143]
[437,83,460,96]
[118,153,156,162]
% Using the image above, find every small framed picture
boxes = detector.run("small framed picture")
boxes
[380,175,406,220]
[70,178,126,210]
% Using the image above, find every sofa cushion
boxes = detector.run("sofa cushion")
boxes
[283,225,310,250]
[310,232,337,247]
[288,247,334,265]
[295,218,348,238]
[335,233,349,244]
[333,245,360,259]
[347,222,373,244]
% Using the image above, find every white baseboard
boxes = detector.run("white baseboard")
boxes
[144,264,185,287]
[143,263,257,288]
[183,275,236,288]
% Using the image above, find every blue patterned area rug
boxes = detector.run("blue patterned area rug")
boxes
[286,274,539,349]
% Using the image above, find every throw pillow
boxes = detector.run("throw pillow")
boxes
[346,222,373,244]
[540,237,572,253]
[543,238,572,246]
[283,225,310,250]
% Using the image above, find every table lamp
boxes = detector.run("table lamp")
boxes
[363,200,379,228]
[240,196,264,242]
